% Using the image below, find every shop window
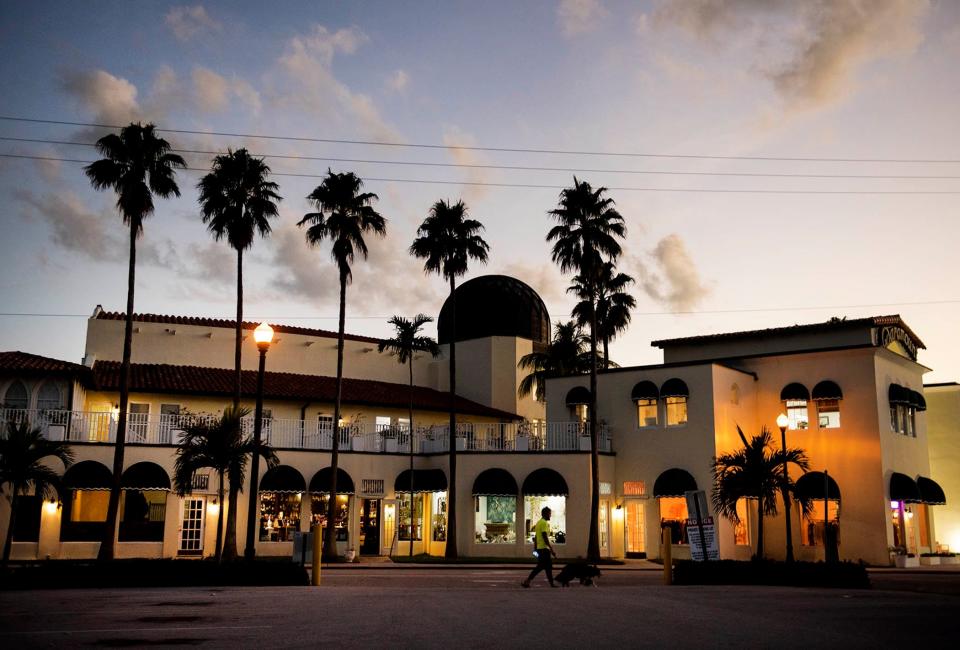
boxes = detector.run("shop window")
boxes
[475,496,516,544]
[12,494,42,542]
[659,496,688,544]
[119,490,167,542]
[817,399,841,429]
[890,502,918,554]
[734,499,750,546]
[398,493,424,541]
[3,380,28,410]
[431,492,448,542]
[785,399,809,430]
[523,495,567,544]
[801,500,840,547]
[310,493,350,541]
[636,399,658,427]
[258,492,301,542]
[61,490,109,541]
[36,382,62,411]
[665,396,687,426]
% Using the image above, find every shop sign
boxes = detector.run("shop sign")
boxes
[360,478,385,497]
[878,326,918,361]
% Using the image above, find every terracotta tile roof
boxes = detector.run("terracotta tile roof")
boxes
[651,315,925,350]
[0,351,90,378]
[94,309,382,345]
[90,361,520,421]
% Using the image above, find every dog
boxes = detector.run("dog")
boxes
[555,560,601,587]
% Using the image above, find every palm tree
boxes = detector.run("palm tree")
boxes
[84,122,186,560]
[712,426,809,560]
[378,314,440,557]
[546,177,625,562]
[197,148,282,407]
[570,261,636,369]
[173,406,278,562]
[518,321,592,403]
[1,421,74,566]
[298,169,386,559]
[410,199,490,559]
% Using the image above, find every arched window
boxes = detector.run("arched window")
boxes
[37,382,62,411]
[522,469,569,545]
[259,466,306,543]
[3,380,29,410]
[473,468,518,544]
[631,381,659,427]
[812,381,843,429]
[660,379,689,426]
[780,383,810,430]
[565,386,591,424]
[119,462,171,542]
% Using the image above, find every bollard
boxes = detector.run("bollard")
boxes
[311,524,322,586]
[662,527,672,586]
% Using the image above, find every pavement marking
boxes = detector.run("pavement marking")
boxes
[2,625,273,636]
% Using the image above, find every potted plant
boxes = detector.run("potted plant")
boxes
[345,547,356,562]
[919,552,941,566]
[890,546,919,568]
[940,552,959,565]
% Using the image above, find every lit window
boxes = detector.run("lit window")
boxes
[258,492,301,542]
[637,398,658,427]
[310,493,350,541]
[665,397,687,426]
[475,496,517,544]
[431,492,447,542]
[734,499,750,546]
[801,500,840,547]
[398,493,424,541]
[61,489,109,541]
[524,495,567,544]
[817,399,841,429]
[659,496,688,544]
[572,403,589,423]
[785,399,809,430]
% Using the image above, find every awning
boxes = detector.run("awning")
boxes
[660,378,689,398]
[62,461,113,491]
[909,390,927,412]
[890,472,922,503]
[917,476,946,505]
[631,381,659,401]
[521,468,568,496]
[795,472,841,501]
[309,467,355,494]
[259,466,306,493]
[653,468,697,498]
[888,384,911,405]
[120,462,170,491]
[812,380,843,401]
[780,382,810,401]
[565,386,592,406]
[394,469,447,493]
[472,468,518,496]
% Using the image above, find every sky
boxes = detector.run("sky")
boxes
[0,0,959,381]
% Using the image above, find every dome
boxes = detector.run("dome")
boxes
[437,275,550,345]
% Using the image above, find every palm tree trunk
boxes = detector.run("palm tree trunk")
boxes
[587,297,601,562]
[223,475,240,561]
[215,471,225,562]
[755,499,765,560]
[445,276,458,559]
[2,484,21,566]
[234,248,243,408]
[98,225,137,561]
[603,336,610,370]
[408,357,415,557]
[323,271,347,560]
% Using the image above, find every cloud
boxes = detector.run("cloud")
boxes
[16,190,125,262]
[192,67,262,115]
[631,234,710,312]
[386,69,410,93]
[60,69,142,125]
[557,0,608,37]
[442,126,490,203]
[166,5,221,42]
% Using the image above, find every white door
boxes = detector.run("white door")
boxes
[179,497,206,554]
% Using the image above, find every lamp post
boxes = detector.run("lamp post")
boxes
[244,322,274,560]
[776,412,794,563]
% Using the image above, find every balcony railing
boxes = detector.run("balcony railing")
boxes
[0,408,612,453]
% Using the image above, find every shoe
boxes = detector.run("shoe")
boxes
[520,581,530,588]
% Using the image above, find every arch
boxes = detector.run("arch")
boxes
[309,467,355,494]
[259,465,306,493]
[3,380,28,409]
[652,468,697,498]
[565,386,592,406]
[812,380,843,401]
[780,383,810,401]
[121,462,171,490]
[62,460,112,490]
[660,378,689,398]
[631,381,659,402]
[395,469,447,493]
[472,468,519,496]
[521,468,568,496]
[795,472,841,501]
[36,381,63,410]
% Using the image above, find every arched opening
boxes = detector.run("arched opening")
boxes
[119,462,170,542]
[60,461,112,542]
[309,467,355,544]
[259,466,305,543]
[780,383,810,430]
[473,468,518,544]
[522,468,569,545]
[653,468,697,545]
[3,380,29,410]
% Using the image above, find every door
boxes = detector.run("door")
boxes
[599,499,610,556]
[129,403,150,442]
[159,404,180,444]
[360,499,381,555]
[625,500,646,557]
[179,497,205,555]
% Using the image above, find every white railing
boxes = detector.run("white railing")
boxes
[0,409,612,454]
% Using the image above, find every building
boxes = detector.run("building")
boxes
[925,382,959,552]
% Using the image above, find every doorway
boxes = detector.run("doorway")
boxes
[360,499,381,555]
[178,497,205,555]
[624,500,646,558]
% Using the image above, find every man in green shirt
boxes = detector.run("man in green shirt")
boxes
[521,506,557,588]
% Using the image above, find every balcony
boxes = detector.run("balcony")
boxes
[0,408,612,453]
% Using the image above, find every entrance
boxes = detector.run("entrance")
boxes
[178,497,205,555]
[624,500,646,558]
[360,499,381,555]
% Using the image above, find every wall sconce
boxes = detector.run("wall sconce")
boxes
[612,503,624,521]
[207,497,220,515]
[44,498,61,515]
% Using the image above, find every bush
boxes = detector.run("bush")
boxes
[672,560,870,589]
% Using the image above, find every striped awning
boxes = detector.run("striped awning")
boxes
[781,383,810,401]
[631,381,659,401]
[795,472,841,501]
[309,467,355,494]
[260,466,306,494]
[812,380,843,401]
[660,378,689,398]
[565,386,592,406]
[395,469,447,493]
[121,462,170,491]
[888,384,911,405]
[521,468,568,497]
[62,461,112,491]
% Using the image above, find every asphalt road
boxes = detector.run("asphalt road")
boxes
[2,568,957,649]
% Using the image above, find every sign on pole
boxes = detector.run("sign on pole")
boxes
[685,490,720,561]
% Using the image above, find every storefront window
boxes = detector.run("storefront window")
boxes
[259,492,301,542]
[475,496,516,544]
[523,495,567,544]
[817,399,841,429]
[431,492,447,542]
[119,490,167,542]
[310,493,350,541]
[665,397,687,426]
[734,498,750,546]
[637,399,658,427]
[61,490,109,541]
[659,496,688,544]
[785,399,809,430]
[890,501,917,554]
[801,500,840,547]
[398,493,424,541]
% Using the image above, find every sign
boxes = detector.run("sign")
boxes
[878,326,918,361]
[684,490,720,561]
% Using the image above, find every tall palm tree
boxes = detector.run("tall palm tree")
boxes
[298,169,386,559]
[546,177,625,562]
[712,426,809,560]
[570,261,636,369]
[410,199,489,559]
[173,406,278,562]
[84,122,186,561]
[1,421,74,566]
[197,148,282,407]
[378,314,440,557]
[517,321,592,403]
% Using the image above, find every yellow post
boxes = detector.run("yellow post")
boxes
[311,524,322,586]
[662,527,672,586]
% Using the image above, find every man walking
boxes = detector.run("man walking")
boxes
[521,506,557,588]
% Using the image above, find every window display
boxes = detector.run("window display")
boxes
[310,493,350,541]
[431,492,447,542]
[659,496,688,544]
[523,495,566,544]
[398,493,423,541]
[734,499,750,546]
[474,495,516,544]
[259,492,301,542]
[801,500,840,547]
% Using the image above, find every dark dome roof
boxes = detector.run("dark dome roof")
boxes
[437,275,550,345]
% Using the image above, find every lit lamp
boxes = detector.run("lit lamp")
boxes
[44,498,60,515]
[776,412,794,563]
[244,322,274,560]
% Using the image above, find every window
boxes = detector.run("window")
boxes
[637,399,658,427]
[431,492,447,542]
[128,403,150,441]
[398,493,424,541]
[158,404,181,444]
[665,396,687,426]
[734,499,750,546]
[61,490,109,541]
[524,495,567,544]
[817,399,841,429]
[890,404,915,436]
[37,382,62,411]
[572,403,589,424]
[310,493,350,541]
[375,416,392,432]
[785,399,809,430]
[3,380,28,410]
[659,496,688,544]
[801,500,841,547]
[259,492,301,542]
[119,490,167,542]
[318,414,334,433]
[474,496,516,544]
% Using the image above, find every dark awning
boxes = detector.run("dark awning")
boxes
[890,472,922,503]
[780,382,810,401]
[909,390,927,412]
[395,469,447,493]
[521,468,569,496]
[309,467,355,494]
[917,476,946,505]
[565,386,592,406]
[660,378,689,398]
[121,462,170,491]
[631,381,659,401]
[653,468,697,498]
[795,472,841,501]
[260,466,306,493]
[812,380,843,401]
[62,461,112,490]
[472,468,518,496]
[888,384,911,405]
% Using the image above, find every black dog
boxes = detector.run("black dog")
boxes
[555,560,601,587]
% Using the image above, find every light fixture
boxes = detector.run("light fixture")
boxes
[776,413,790,430]
[44,498,59,515]
[253,322,274,349]
[208,498,220,515]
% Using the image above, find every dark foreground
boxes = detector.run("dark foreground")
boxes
[1,567,956,648]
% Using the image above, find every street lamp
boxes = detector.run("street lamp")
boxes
[776,412,794,563]
[244,322,274,560]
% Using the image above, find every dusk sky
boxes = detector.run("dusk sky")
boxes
[1,0,958,381]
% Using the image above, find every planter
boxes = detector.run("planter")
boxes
[894,555,920,568]
[344,548,356,562]
[940,555,959,565]
[919,556,941,566]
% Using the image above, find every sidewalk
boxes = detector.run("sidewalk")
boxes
[316,557,661,571]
